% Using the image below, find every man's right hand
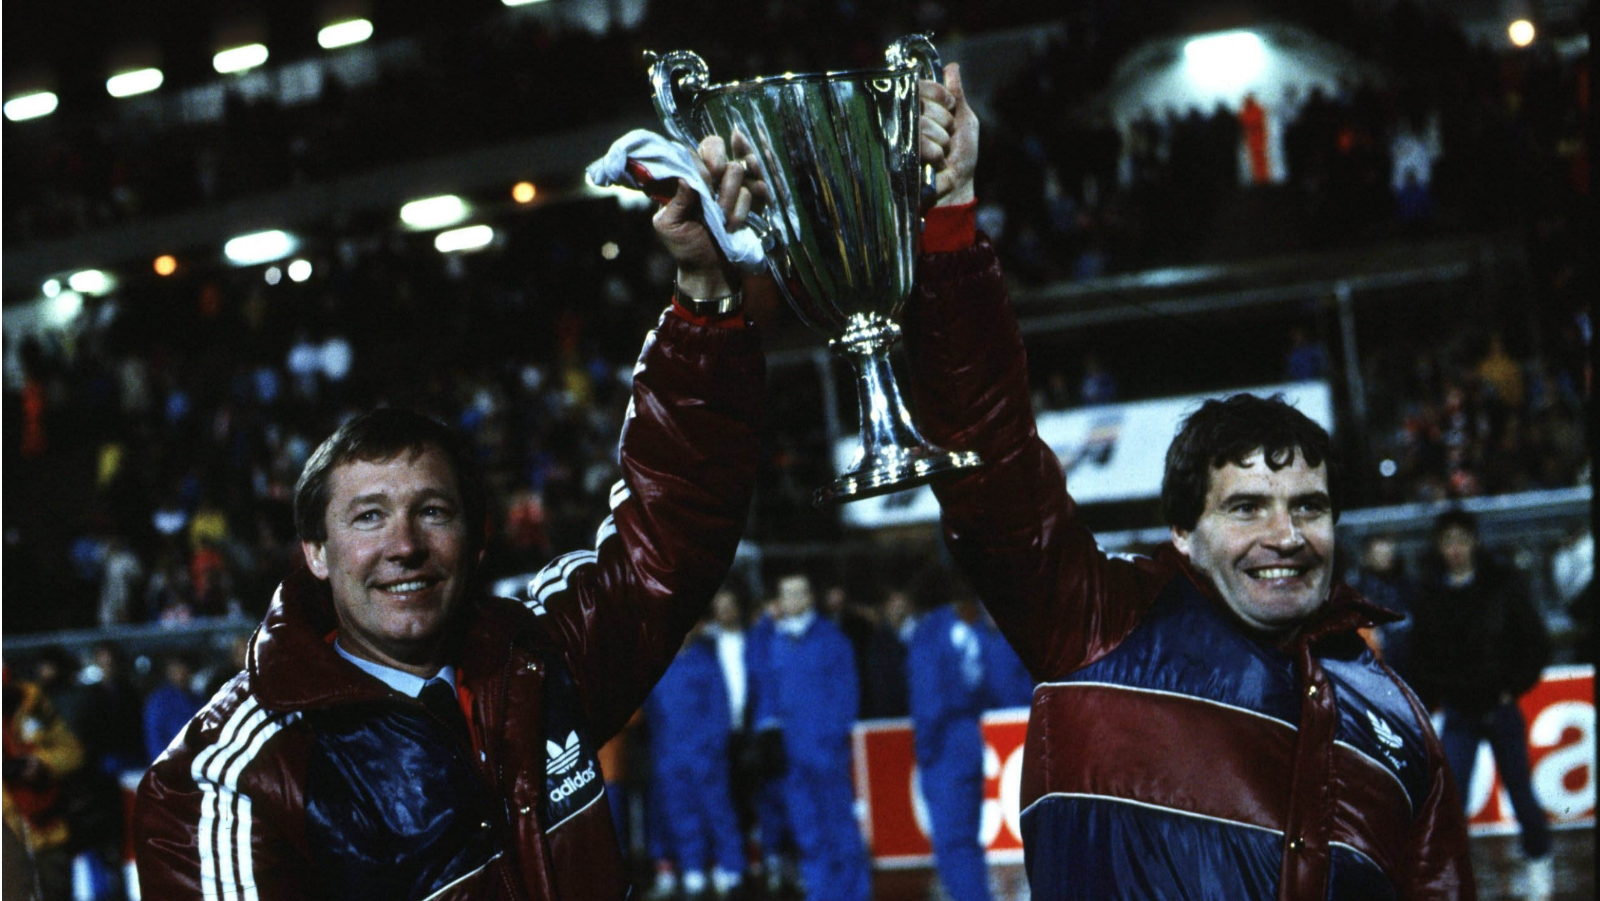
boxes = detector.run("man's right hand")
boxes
[919,62,978,207]
[653,132,770,299]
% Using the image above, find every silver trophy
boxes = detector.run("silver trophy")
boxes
[647,35,982,505]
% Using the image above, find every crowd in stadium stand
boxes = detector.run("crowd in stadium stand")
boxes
[2,1,1063,243]
[4,2,1590,637]
[4,0,1587,253]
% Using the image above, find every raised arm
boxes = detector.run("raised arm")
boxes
[528,135,768,741]
[905,65,1165,682]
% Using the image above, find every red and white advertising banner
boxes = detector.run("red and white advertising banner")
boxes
[1458,664,1595,834]
[853,665,1593,867]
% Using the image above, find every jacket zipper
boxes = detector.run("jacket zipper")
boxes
[495,649,527,900]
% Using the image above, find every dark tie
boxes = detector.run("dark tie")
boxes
[419,678,472,751]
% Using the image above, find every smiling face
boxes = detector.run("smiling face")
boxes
[302,445,477,676]
[1171,449,1334,638]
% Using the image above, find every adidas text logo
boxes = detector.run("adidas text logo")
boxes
[549,762,596,803]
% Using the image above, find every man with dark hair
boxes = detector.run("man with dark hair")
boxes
[133,135,770,901]
[903,65,1474,899]
[1411,509,1553,901]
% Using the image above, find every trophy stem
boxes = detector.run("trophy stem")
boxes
[816,314,983,506]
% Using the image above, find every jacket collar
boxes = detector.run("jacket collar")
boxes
[249,564,530,713]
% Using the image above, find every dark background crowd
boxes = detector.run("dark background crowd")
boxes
[2,0,1592,896]
[4,0,1589,635]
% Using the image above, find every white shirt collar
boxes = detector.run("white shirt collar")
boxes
[333,639,455,698]
[776,610,816,637]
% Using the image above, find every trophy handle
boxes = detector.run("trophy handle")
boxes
[645,50,712,146]
[887,34,944,210]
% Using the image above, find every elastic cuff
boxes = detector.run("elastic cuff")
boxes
[669,299,749,330]
[922,200,977,253]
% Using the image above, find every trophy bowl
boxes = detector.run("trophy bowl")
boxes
[647,35,983,505]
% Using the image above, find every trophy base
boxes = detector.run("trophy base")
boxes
[814,448,983,506]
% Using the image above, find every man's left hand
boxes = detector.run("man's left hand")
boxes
[919,62,978,207]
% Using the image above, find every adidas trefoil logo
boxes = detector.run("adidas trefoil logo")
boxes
[546,730,583,776]
[1366,710,1408,772]
[1367,710,1403,750]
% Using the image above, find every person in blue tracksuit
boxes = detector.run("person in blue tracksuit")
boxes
[978,608,1035,711]
[760,574,871,901]
[909,599,994,901]
[746,602,798,893]
[644,624,745,897]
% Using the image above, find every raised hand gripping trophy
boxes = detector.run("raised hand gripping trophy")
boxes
[647,35,982,505]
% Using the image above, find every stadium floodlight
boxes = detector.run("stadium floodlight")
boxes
[1182,30,1267,90]
[107,68,164,98]
[435,225,495,253]
[68,269,114,295]
[4,91,59,122]
[1508,20,1535,47]
[400,195,470,230]
[214,43,270,74]
[224,229,297,265]
[318,19,374,50]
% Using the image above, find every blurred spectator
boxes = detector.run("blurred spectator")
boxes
[1476,332,1525,409]
[759,574,871,901]
[141,656,203,765]
[1238,94,1272,185]
[1550,529,1592,664]
[144,547,195,625]
[4,816,41,901]
[96,535,145,627]
[704,588,762,855]
[1284,324,1331,382]
[745,596,799,897]
[1077,352,1118,407]
[908,597,994,901]
[1409,509,1554,901]
[24,653,126,897]
[643,622,745,899]
[861,588,916,719]
[75,645,144,777]
[1349,534,1419,677]
[598,710,642,868]
[819,584,874,712]
[979,607,1035,711]
[23,652,90,744]
[3,667,84,901]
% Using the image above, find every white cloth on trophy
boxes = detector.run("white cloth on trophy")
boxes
[585,128,766,270]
